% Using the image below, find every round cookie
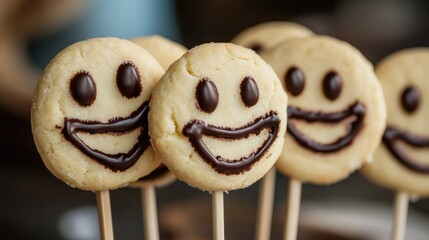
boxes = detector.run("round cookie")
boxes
[261,36,386,184]
[32,37,164,191]
[231,21,314,53]
[149,43,287,191]
[361,48,429,197]
[131,35,187,70]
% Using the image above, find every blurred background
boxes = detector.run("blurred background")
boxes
[2,0,429,239]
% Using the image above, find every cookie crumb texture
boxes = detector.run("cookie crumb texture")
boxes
[149,43,287,191]
[31,38,164,191]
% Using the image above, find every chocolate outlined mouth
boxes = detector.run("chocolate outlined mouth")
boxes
[182,111,281,175]
[383,125,429,173]
[287,102,366,152]
[62,101,150,172]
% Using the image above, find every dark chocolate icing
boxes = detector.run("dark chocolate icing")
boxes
[182,111,280,175]
[383,125,429,173]
[70,71,96,107]
[62,101,150,171]
[285,67,305,96]
[240,76,259,107]
[138,164,170,181]
[196,78,219,113]
[323,71,342,101]
[401,86,420,113]
[249,44,263,53]
[116,61,142,98]
[287,102,365,152]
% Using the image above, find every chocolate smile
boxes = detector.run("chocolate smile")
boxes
[182,111,280,175]
[62,101,150,172]
[287,102,366,152]
[383,126,429,173]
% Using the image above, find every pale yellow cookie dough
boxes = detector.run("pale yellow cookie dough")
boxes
[131,35,187,70]
[32,37,164,191]
[261,36,386,185]
[231,21,314,53]
[149,43,287,191]
[361,48,429,197]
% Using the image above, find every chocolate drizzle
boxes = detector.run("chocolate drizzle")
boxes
[182,111,280,175]
[383,125,429,173]
[62,101,150,171]
[249,43,263,53]
[138,164,170,181]
[287,102,365,152]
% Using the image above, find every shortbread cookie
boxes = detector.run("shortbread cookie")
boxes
[261,36,386,184]
[361,48,429,197]
[231,21,313,53]
[149,43,287,191]
[131,35,187,70]
[31,37,164,191]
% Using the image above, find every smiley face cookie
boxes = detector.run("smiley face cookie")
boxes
[31,37,164,191]
[149,43,287,191]
[231,21,314,53]
[361,48,429,196]
[261,36,386,184]
[131,35,187,70]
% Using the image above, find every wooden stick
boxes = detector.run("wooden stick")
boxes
[142,186,159,240]
[212,191,225,240]
[283,178,302,240]
[392,191,409,240]
[96,190,114,240]
[255,168,276,240]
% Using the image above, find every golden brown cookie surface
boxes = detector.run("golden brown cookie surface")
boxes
[362,48,429,196]
[32,38,164,191]
[262,36,386,184]
[149,43,287,191]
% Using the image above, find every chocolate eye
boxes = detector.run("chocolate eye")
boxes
[116,61,142,98]
[240,76,259,107]
[285,67,305,96]
[249,43,263,53]
[323,71,342,100]
[401,86,420,113]
[70,71,96,107]
[196,78,219,113]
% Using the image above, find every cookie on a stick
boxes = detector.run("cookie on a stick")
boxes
[261,36,386,240]
[232,21,314,240]
[361,48,429,240]
[31,37,164,239]
[149,42,287,240]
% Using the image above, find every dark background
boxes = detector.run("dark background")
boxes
[2,0,429,239]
